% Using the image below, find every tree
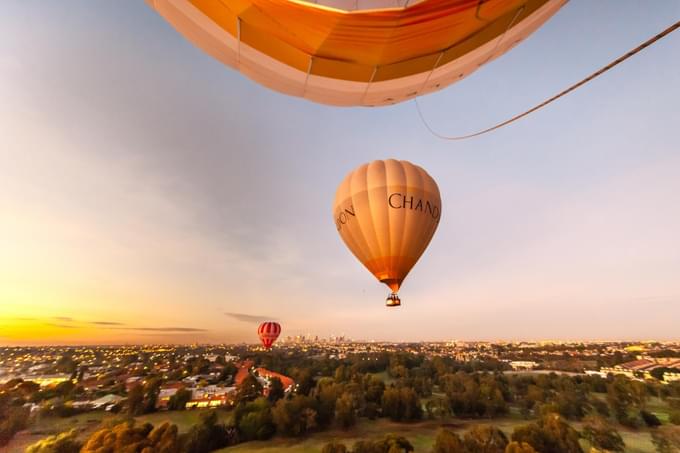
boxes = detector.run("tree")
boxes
[641,410,662,427]
[25,429,82,453]
[272,395,318,437]
[581,415,625,452]
[464,425,509,453]
[0,406,30,447]
[381,387,421,422]
[374,434,414,453]
[315,381,343,427]
[425,397,451,420]
[268,377,285,403]
[336,392,357,429]
[293,369,315,396]
[651,426,680,453]
[512,413,583,453]
[142,377,162,413]
[184,410,238,452]
[81,420,181,453]
[147,422,182,453]
[606,375,647,427]
[322,440,348,453]
[335,365,350,382]
[441,372,508,418]
[432,428,466,453]
[234,398,274,441]
[670,410,680,425]
[352,435,413,453]
[126,384,146,415]
[651,368,677,381]
[55,355,77,374]
[54,380,75,398]
[167,388,192,410]
[236,374,263,403]
[504,441,537,453]
[17,381,41,398]
[364,375,386,404]
[352,440,379,453]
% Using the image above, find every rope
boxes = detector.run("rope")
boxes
[415,19,680,141]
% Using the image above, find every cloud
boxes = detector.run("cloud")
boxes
[225,312,275,324]
[104,326,208,332]
[46,323,77,329]
[130,327,208,332]
[45,318,126,326]
[53,317,73,322]
[131,327,207,332]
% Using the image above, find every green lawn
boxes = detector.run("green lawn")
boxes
[646,396,672,423]
[217,418,446,453]
[136,408,233,432]
[5,408,667,453]
[5,412,108,453]
[218,417,663,453]
[217,417,532,453]
[370,371,397,386]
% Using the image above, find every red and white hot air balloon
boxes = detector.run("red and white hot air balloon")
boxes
[257,322,281,349]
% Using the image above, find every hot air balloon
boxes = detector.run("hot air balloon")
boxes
[333,159,441,307]
[258,322,281,349]
[147,0,565,107]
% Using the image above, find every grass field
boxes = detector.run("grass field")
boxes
[216,416,661,453]
[4,407,666,453]
[216,418,449,453]
[370,371,396,386]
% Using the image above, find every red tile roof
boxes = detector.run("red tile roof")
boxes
[234,360,255,386]
[621,360,656,371]
[255,368,295,390]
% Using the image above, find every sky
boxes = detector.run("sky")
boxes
[1,1,679,345]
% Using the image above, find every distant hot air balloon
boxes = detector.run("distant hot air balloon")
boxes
[258,322,281,349]
[147,0,565,106]
[333,160,441,307]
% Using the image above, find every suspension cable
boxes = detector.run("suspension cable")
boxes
[415,19,680,141]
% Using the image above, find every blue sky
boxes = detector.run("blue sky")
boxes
[1,1,679,344]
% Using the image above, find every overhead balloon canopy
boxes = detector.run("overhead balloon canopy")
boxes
[333,160,441,306]
[147,0,566,106]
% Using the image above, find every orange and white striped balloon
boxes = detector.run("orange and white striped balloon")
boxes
[257,322,281,349]
[146,0,565,106]
[333,160,441,306]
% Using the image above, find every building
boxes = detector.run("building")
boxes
[156,382,186,409]
[664,372,680,383]
[509,361,539,371]
[19,374,72,387]
[185,385,236,409]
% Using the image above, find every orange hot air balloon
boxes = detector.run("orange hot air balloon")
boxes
[146,0,565,107]
[258,322,281,349]
[333,159,441,307]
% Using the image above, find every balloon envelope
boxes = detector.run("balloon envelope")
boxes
[258,322,281,349]
[333,160,441,303]
[147,0,565,106]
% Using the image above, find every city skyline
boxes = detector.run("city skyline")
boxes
[2,1,680,345]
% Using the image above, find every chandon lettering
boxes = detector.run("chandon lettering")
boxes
[335,205,356,231]
[388,193,440,220]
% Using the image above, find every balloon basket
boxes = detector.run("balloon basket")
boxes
[385,293,401,307]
